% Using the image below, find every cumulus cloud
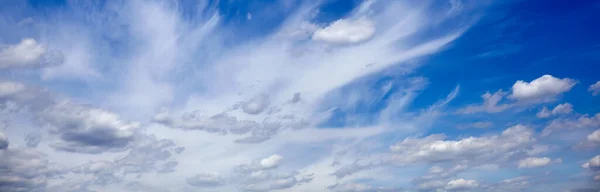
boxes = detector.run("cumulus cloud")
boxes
[589,81,600,96]
[458,90,513,114]
[510,75,576,103]
[0,38,63,69]
[390,124,535,164]
[541,113,600,136]
[186,172,225,187]
[517,157,552,168]
[581,155,600,170]
[536,103,573,118]
[0,81,26,98]
[587,129,600,143]
[39,101,140,153]
[312,18,376,44]
[260,154,283,169]
[445,178,479,190]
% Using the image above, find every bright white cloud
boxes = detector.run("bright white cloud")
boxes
[312,18,376,44]
[260,154,283,169]
[589,81,600,96]
[536,103,573,118]
[390,124,535,164]
[445,178,479,190]
[518,157,552,168]
[582,155,600,170]
[587,129,600,143]
[510,75,576,102]
[0,39,47,69]
[0,81,25,98]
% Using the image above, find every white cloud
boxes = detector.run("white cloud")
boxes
[0,81,26,98]
[242,94,270,115]
[542,113,600,136]
[312,18,376,44]
[458,90,513,114]
[445,178,479,190]
[582,155,600,170]
[589,81,600,96]
[328,183,398,192]
[518,157,552,168]
[390,124,535,164]
[536,103,573,118]
[510,75,576,102]
[260,154,283,169]
[587,129,600,143]
[0,38,48,69]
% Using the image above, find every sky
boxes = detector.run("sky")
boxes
[0,0,599,192]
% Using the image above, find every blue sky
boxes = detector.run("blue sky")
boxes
[0,0,599,191]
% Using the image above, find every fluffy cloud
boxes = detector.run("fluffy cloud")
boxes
[589,81,600,96]
[510,75,576,102]
[458,90,513,114]
[390,124,535,164]
[587,129,600,143]
[536,103,573,118]
[0,38,63,69]
[312,18,376,44]
[260,154,283,169]
[186,172,225,187]
[541,113,600,136]
[0,131,8,150]
[445,178,479,190]
[517,157,552,168]
[0,81,26,98]
[581,155,600,170]
[39,101,141,153]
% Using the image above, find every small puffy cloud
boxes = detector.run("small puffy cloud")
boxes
[260,154,283,169]
[517,157,552,168]
[242,94,270,115]
[186,172,225,187]
[0,38,63,69]
[0,81,26,98]
[581,155,600,170]
[536,103,573,118]
[445,178,479,190]
[510,75,576,102]
[587,129,600,143]
[390,124,534,164]
[458,90,513,114]
[39,101,140,153]
[312,18,376,44]
[589,81,600,96]
[541,113,600,136]
[0,131,8,150]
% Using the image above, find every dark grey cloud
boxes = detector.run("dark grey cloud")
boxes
[39,101,140,154]
[0,131,8,150]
